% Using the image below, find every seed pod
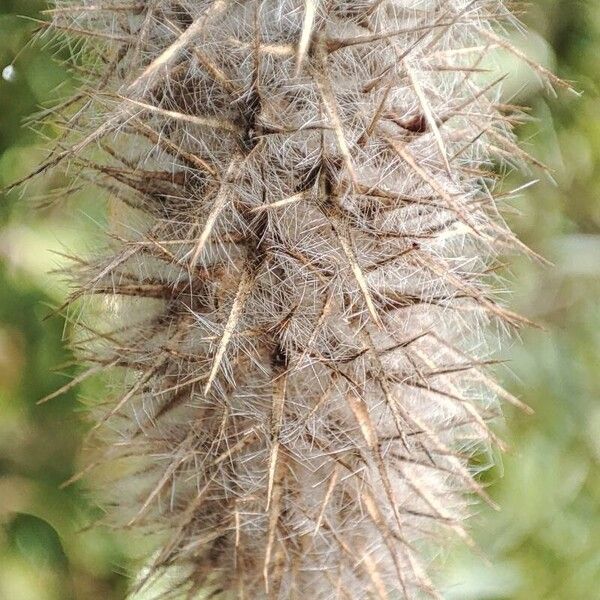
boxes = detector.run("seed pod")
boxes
[37,1,547,598]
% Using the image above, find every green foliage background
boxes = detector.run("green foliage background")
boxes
[0,1,598,598]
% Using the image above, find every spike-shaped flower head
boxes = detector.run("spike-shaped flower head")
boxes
[40,0,544,598]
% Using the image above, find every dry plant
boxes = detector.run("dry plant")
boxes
[15,0,566,598]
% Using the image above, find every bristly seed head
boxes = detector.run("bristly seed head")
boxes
[35,1,549,598]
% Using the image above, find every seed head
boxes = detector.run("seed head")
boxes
[35,1,552,598]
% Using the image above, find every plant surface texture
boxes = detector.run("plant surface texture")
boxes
[36,0,552,598]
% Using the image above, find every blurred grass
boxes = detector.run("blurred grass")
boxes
[0,3,128,599]
[0,2,598,599]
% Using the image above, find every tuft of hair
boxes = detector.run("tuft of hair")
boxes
[35,1,549,598]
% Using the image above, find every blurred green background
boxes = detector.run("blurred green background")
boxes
[0,1,598,599]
